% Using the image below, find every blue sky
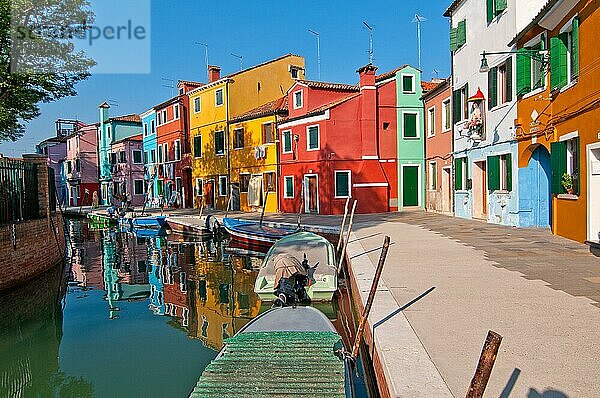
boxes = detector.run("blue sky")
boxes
[1,0,452,156]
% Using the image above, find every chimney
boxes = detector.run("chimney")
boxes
[99,102,110,124]
[208,65,221,83]
[356,64,378,158]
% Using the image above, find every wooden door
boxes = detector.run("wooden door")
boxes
[402,166,419,206]
[204,180,214,207]
[481,162,487,215]
[305,176,318,213]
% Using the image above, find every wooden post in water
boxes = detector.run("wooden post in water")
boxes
[466,330,503,398]
[259,188,269,226]
[225,185,233,218]
[336,197,350,252]
[350,235,390,360]
[337,200,357,275]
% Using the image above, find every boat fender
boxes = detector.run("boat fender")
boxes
[205,215,220,234]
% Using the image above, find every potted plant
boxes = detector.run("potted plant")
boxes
[561,173,574,194]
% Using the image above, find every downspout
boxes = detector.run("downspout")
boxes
[225,80,231,212]
[274,111,281,213]
[449,16,456,215]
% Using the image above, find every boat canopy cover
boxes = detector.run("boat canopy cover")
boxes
[273,253,307,288]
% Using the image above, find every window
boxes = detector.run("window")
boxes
[284,176,294,198]
[215,89,224,106]
[66,161,72,174]
[239,174,251,193]
[233,128,244,149]
[487,0,507,23]
[293,90,303,109]
[193,135,202,158]
[75,158,80,172]
[402,112,419,139]
[454,157,468,191]
[195,178,203,196]
[282,130,292,153]
[158,145,163,163]
[427,107,435,137]
[151,120,155,134]
[449,19,466,51]
[551,136,580,195]
[453,84,469,123]
[144,123,148,137]
[134,179,144,195]
[442,99,451,131]
[162,110,167,124]
[157,112,162,125]
[132,150,142,164]
[307,125,319,150]
[215,130,225,155]
[163,143,169,162]
[428,162,437,190]
[143,151,148,164]
[488,57,512,108]
[263,172,276,192]
[290,66,301,79]
[110,152,117,165]
[550,17,579,91]
[150,149,156,163]
[487,153,512,191]
[334,171,351,198]
[179,87,184,95]
[194,97,201,113]
[174,104,180,120]
[383,122,390,130]
[119,151,126,163]
[218,175,228,196]
[174,140,181,161]
[402,74,415,93]
[106,125,111,140]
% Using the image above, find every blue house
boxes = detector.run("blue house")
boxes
[141,108,159,207]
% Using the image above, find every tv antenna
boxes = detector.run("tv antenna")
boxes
[231,53,243,71]
[195,42,209,81]
[161,77,175,97]
[412,14,427,70]
[308,29,321,80]
[363,21,373,64]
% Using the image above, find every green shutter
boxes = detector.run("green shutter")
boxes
[457,20,466,47]
[335,172,349,197]
[571,17,579,79]
[465,158,469,183]
[550,35,568,90]
[487,155,500,191]
[403,113,417,138]
[550,141,567,194]
[286,177,293,197]
[308,127,319,148]
[452,89,462,123]
[284,132,292,152]
[495,0,507,14]
[505,153,512,191]
[403,75,413,92]
[450,27,458,52]
[517,48,532,95]
[505,56,513,103]
[487,0,494,22]
[573,137,580,195]
[454,158,462,190]
[194,136,202,157]
[488,67,498,109]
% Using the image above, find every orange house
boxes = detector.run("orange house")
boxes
[514,0,600,244]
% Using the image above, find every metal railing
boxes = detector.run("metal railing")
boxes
[0,159,39,223]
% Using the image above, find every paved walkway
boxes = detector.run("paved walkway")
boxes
[348,210,600,398]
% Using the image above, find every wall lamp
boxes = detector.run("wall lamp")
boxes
[479,49,549,73]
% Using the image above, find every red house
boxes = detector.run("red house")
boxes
[155,80,203,208]
[277,64,400,215]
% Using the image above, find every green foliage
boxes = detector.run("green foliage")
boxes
[561,172,573,191]
[0,0,95,142]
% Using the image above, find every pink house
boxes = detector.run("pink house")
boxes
[65,123,100,206]
[110,134,145,206]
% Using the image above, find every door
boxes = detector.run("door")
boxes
[176,177,183,207]
[472,161,487,219]
[443,167,452,213]
[184,169,193,209]
[588,145,600,241]
[204,180,215,208]
[304,175,319,213]
[402,166,419,206]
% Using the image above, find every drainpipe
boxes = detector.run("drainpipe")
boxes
[225,80,231,212]
[449,16,456,215]
[274,112,281,213]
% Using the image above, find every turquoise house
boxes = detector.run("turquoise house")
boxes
[396,65,426,209]
[98,102,143,205]
[141,108,159,207]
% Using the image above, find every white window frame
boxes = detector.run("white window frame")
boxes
[282,130,293,154]
[442,98,451,132]
[428,161,437,190]
[162,110,167,124]
[293,90,303,109]
[218,175,228,197]
[560,15,578,86]
[195,178,203,196]
[194,135,202,158]
[194,97,201,113]
[144,123,148,137]
[133,179,144,195]
[283,176,294,198]
[306,124,320,151]
[334,170,351,198]
[401,73,416,94]
[174,104,180,120]
[233,127,244,149]
[174,139,181,161]
[150,149,156,163]
[107,125,111,140]
[215,130,225,156]
[132,150,143,164]
[151,120,155,135]
[427,106,436,137]
[499,154,509,191]
[402,111,420,139]
[215,89,224,107]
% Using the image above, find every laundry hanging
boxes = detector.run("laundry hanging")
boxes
[247,176,263,207]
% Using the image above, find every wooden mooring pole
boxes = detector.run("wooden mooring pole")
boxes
[350,235,390,360]
[336,197,350,252]
[337,200,357,275]
[259,188,269,226]
[466,330,503,398]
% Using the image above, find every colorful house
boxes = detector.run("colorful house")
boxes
[513,0,600,243]
[423,77,453,214]
[277,64,400,215]
[110,134,145,206]
[36,135,68,205]
[141,108,159,207]
[65,123,99,206]
[228,97,288,213]
[188,54,305,210]
[97,102,142,205]
[445,0,545,226]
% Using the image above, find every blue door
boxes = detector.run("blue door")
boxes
[520,146,551,227]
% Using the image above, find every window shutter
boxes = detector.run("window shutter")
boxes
[286,178,293,197]
[550,36,567,90]
[487,155,500,191]
[452,89,462,123]
[495,0,507,14]
[573,137,580,195]
[487,0,494,23]
[505,153,513,191]
[309,127,319,148]
[572,17,579,79]
[194,136,201,157]
[457,20,466,47]
[488,67,498,109]
[336,173,349,197]
[550,141,567,194]
[403,114,417,138]
[505,57,513,102]
[454,158,462,191]
[450,27,458,51]
[517,48,532,95]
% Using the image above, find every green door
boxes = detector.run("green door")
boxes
[402,166,419,206]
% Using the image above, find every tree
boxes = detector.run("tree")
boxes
[0,0,95,142]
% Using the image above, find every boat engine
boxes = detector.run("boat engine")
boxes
[273,254,310,306]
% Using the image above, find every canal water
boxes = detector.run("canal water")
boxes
[0,218,372,397]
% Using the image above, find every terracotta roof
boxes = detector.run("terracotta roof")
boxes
[178,80,204,87]
[39,136,69,145]
[375,65,409,82]
[154,95,181,110]
[296,80,359,92]
[230,97,288,123]
[108,114,141,124]
[421,81,440,92]
[280,93,360,124]
[421,77,451,100]
[111,134,143,145]
[444,0,464,17]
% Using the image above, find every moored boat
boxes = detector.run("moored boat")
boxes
[189,306,349,398]
[222,217,298,251]
[254,231,338,302]
[120,214,167,229]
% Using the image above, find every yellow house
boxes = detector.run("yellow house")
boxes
[229,97,288,212]
[188,54,305,210]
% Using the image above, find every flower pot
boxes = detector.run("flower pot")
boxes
[567,188,574,195]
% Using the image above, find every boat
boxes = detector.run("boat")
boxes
[222,217,298,251]
[254,231,338,302]
[120,214,167,229]
[189,306,349,398]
